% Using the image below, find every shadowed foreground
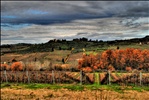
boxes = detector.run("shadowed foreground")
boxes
[1,88,149,100]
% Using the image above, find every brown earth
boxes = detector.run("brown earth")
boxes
[1,88,149,100]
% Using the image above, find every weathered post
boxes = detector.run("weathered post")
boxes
[26,71,30,84]
[108,70,111,85]
[58,71,60,83]
[16,71,18,83]
[140,71,142,86]
[52,70,55,84]
[97,73,99,85]
[64,70,66,83]
[4,70,8,83]
[93,69,95,84]
[80,70,82,85]
[1,71,3,83]
[36,71,38,83]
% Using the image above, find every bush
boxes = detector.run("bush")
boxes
[11,62,24,71]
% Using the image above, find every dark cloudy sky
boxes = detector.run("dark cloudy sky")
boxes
[1,1,149,44]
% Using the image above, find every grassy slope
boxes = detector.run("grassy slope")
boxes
[1,43,149,62]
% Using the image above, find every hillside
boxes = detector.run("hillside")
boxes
[1,36,149,55]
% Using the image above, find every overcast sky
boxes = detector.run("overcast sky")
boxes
[1,1,149,44]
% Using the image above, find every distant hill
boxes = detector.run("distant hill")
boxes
[1,36,149,54]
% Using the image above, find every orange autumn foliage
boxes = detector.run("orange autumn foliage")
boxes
[77,54,98,72]
[78,48,149,71]
[82,67,92,72]
[11,62,23,71]
[125,66,132,72]
[93,66,98,70]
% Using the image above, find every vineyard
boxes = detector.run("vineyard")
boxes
[1,71,93,84]
[1,70,149,86]
[1,48,149,87]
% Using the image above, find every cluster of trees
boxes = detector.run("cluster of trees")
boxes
[78,48,149,72]
[1,62,23,71]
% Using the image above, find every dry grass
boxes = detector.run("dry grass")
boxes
[1,88,149,100]
[1,51,83,71]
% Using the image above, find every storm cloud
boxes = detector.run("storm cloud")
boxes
[1,1,149,44]
[1,1,149,24]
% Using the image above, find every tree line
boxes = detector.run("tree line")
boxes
[78,48,149,72]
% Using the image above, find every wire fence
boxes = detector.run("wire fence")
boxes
[1,70,149,86]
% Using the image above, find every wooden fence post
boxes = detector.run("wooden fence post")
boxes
[64,70,66,83]
[36,71,38,83]
[58,71,60,83]
[80,70,82,85]
[140,71,142,86]
[1,71,3,83]
[26,71,30,84]
[16,71,18,83]
[108,70,111,85]
[93,70,95,84]
[52,70,55,84]
[4,70,8,83]
[134,74,136,86]
[97,73,99,85]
